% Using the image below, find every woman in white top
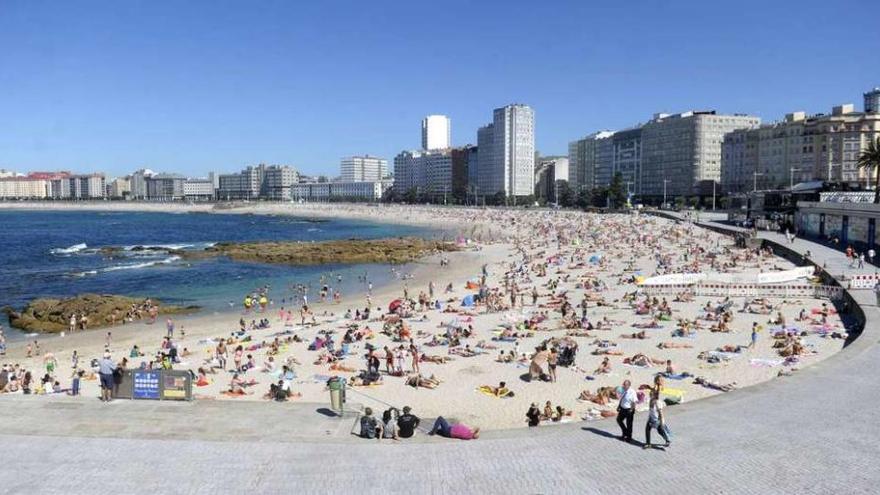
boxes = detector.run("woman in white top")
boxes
[644,390,671,449]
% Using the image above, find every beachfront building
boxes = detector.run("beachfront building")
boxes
[146,174,185,200]
[611,128,642,195]
[291,180,391,201]
[183,175,216,201]
[722,100,880,193]
[393,149,451,198]
[106,176,131,198]
[130,168,155,199]
[567,131,615,193]
[475,104,535,198]
[0,177,50,198]
[797,191,880,253]
[0,169,16,178]
[640,111,760,200]
[69,174,106,199]
[422,115,451,150]
[218,164,298,200]
[865,87,880,114]
[393,145,475,202]
[534,157,570,204]
[340,156,388,182]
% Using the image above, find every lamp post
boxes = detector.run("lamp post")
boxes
[663,179,670,209]
[789,167,804,190]
[753,172,765,192]
[712,180,716,211]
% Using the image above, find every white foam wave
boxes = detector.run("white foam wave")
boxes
[50,243,88,255]
[102,256,181,272]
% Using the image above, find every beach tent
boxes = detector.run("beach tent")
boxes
[589,254,602,264]
[461,294,476,307]
[388,299,403,312]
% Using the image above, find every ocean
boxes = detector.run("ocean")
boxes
[0,209,440,338]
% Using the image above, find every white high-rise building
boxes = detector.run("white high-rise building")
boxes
[340,156,388,182]
[476,104,535,197]
[421,115,451,150]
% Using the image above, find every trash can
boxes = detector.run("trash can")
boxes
[328,377,346,413]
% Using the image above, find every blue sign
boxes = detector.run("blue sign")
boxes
[132,370,160,399]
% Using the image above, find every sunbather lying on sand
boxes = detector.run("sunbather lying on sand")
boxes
[623,353,665,367]
[406,373,441,389]
[657,342,693,349]
[694,376,737,392]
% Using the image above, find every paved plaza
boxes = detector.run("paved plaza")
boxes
[2,221,879,495]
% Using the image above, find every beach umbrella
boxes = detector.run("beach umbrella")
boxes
[388,299,403,312]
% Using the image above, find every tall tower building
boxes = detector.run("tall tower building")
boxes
[490,104,535,197]
[421,115,451,150]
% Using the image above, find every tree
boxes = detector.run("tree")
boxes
[403,188,418,204]
[857,136,880,204]
[556,181,574,207]
[489,191,507,206]
[575,187,592,210]
[591,187,608,208]
[608,173,627,208]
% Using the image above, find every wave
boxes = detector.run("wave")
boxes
[122,242,216,251]
[102,256,181,272]
[50,243,88,255]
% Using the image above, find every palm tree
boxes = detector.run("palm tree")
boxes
[857,136,880,204]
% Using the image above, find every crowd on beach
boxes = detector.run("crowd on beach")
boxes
[0,206,851,445]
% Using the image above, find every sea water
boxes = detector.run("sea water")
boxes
[0,209,442,338]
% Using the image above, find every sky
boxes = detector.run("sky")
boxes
[0,0,878,178]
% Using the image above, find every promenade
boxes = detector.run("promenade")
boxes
[2,217,878,495]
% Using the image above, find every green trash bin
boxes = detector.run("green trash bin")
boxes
[328,377,345,413]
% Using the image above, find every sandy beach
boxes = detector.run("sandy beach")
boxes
[0,203,848,431]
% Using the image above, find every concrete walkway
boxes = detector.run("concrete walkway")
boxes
[2,220,878,495]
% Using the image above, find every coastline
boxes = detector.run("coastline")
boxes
[0,201,504,241]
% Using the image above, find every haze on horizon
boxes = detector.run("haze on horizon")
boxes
[0,0,877,177]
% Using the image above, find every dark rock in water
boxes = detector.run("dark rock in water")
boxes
[7,294,198,333]
[178,237,458,266]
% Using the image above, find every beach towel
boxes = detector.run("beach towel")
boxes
[660,372,691,380]
[660,387,684,400]
[476,386,513,398]
[749,358,783,367]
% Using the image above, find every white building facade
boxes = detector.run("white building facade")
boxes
[340,156,388,182]
[421,115,451,151]
[475,104,535,197]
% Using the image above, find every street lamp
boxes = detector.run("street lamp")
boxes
[753,172,765,192]
[663,179,670,209]
[789,167,804,190]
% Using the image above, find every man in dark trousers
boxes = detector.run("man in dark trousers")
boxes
[616,379,637,442]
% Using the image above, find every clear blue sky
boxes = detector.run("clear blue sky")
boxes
[0,0,877,177]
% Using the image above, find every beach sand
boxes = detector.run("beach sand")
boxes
[0,203,847,431]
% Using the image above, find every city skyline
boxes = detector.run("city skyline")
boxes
[0,1,878,177]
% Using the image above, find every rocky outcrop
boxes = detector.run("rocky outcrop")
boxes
[178,237,458,266]
[4,294,197,333]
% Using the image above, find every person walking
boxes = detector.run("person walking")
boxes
[858,253,865,269]
[643,391,671,449]
[874,280,880,307]
[616,379,637,442]
[98,351,117,402]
